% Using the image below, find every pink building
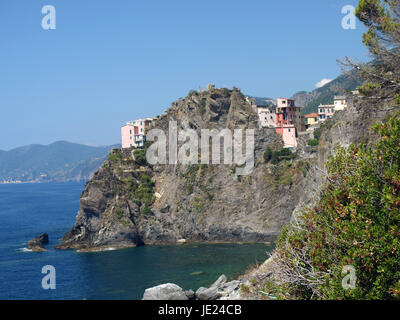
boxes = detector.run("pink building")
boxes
[318,104,335,122]
[276,98,303,131]
[276,125,297,148]
[121,118,153,149]
[275,98,305,148]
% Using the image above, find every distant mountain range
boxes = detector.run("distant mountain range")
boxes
[0,141,119,183]
[292,69,363,115]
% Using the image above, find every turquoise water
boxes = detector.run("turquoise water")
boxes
[0,182,273,299]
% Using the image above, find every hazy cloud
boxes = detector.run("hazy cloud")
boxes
[316,78,333,88]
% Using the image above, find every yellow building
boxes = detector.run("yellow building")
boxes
[305,113,319,128]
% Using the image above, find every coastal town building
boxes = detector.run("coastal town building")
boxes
[334,95,347,111]
[274,98,305,148]
[256,105,276,128]
[304,113,319,130]
[276,98,305,132]
[276,125,298,148]
[318,104,335,122]
[252,97,307,148]
[121,118,153,149]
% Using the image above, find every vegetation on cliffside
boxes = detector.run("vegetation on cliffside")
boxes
[257,0,400,300]
[267,112,400,299]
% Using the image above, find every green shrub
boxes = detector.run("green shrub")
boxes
[108,149,123,162]
[271,148,294,164]
[188,89,199,97]
[223,88,230,97]
[263,147,273,162]
[141,206,151,216]
[115,209,125,220]
[271,112,400,299]
[133,148,147,166]
[307,139,319,146]
[314,127,322,141]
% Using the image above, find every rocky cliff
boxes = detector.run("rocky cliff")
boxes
[236,94,400,300]
[292,94,396,217]
[56,88,313,251]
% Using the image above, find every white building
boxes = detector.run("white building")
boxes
[257,105,276,128]
[334,95,347,111]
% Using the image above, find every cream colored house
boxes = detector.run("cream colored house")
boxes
[305,113,319,130]
[334,95,347,111]
[257,105,276,128]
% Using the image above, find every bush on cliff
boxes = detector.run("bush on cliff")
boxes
[133,148,148,166]
[268,111,400,299]
[108,149,123,162]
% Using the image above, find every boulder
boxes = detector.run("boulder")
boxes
[195,275,227,300]
[195,286,221,300]
[27,233,49,251]
[142,283,188,300]
[185,290,196,300]
[220,280,241,293]
[212,274,227,288]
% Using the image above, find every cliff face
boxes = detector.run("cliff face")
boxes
[292,94,395,217]
[57,88,312,250]
[237,95,400,300]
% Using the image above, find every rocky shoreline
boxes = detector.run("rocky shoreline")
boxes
[142,275,244,301]
[59,239,274,253]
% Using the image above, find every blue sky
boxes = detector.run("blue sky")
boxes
[0,0,369,150]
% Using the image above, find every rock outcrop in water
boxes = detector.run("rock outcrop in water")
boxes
[56,87,314,251]
[27,233,49,252]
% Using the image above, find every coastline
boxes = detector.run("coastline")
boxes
[56,239,276,253]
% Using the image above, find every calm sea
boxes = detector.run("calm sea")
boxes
[0,182,273,300]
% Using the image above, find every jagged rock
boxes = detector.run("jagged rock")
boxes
[195,286,221,300]
[220,280,241,293]
[185,290,196,300]
[212,274,227,288]
[160,205,170,213]
[27,233,49,251]
[142,283,188,300]
[195,275,227,300]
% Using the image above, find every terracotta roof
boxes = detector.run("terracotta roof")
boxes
[305,113,318,118]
